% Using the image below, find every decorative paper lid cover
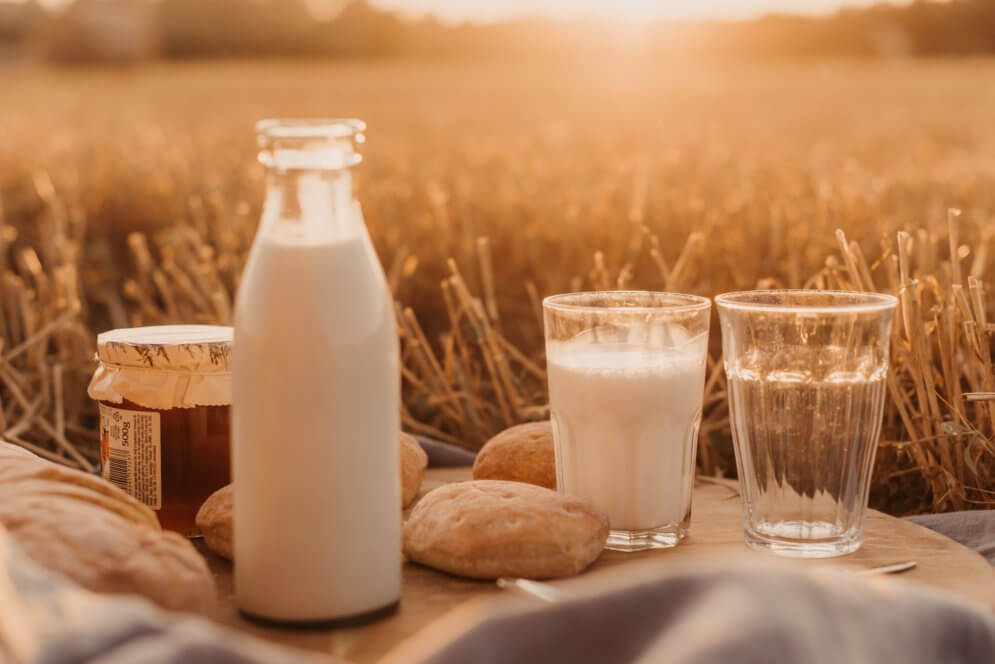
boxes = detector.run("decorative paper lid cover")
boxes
[96,325,232,373]
[89,325,233,409]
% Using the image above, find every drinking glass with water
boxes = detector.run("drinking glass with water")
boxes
[716,290,897,558]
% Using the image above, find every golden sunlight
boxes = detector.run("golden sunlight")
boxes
[369,0,908,23]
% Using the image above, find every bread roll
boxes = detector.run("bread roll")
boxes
[195,484,233,561]
[401,433,428,508]
[0,442,214,613]
[472,421,556,489]
[403,480,608,580]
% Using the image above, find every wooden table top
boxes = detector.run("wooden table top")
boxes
[201,468,995,663]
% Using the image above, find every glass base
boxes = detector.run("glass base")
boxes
[606,525,686,552]
[744,522,862,559]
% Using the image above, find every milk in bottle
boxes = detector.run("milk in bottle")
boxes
[232,119,400,622]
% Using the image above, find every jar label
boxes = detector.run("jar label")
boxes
[99,404,162,509]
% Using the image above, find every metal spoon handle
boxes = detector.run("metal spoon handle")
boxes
[496,578,571,603]
[854,561,917,576]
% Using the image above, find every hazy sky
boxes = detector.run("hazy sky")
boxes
[29,0,911,23]
[368,0,908,23]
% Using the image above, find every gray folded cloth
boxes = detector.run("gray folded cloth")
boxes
[907,510,995,565]
[414,435,477,468]
[424,563,995,664]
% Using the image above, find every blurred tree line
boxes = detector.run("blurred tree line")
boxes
[2,0,995,63]
[707,1,995,58]
[157,0,405,58]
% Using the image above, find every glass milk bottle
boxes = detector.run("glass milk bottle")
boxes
[232,119,401,623]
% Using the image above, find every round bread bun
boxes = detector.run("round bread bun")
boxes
[472,421,556,489]
[401,432,428,508]
[195,484,233,561]
[403,480,608,580]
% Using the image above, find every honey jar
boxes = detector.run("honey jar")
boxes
[87,325,232,535]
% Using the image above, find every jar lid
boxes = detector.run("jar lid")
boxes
[89,325,233,410]
[96,325,232,374]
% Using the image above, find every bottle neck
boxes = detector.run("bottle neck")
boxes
[255,118,366,244]
[261,167,362,242]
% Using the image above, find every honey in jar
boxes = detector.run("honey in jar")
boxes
[87,325,232,535]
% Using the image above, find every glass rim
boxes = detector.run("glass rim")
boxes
[714,289,898,313]
[543,290,711,315]
[255,118,366,140]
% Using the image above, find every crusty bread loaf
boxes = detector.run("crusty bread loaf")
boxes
[401,432,428,508]
[0,446,158,529]
[197,432,428,560]
[472,421,556,489]
[403,480,608,580]
[0,441,214,613]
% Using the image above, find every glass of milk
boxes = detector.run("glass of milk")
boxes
[543,291,711,551]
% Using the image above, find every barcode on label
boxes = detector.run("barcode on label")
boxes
[108,450,130,492]
[98,403,162,509]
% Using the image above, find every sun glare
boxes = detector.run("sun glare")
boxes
[612,0,655,23]
[368,0,907,24]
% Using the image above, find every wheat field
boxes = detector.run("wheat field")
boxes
[1,58,994,515]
